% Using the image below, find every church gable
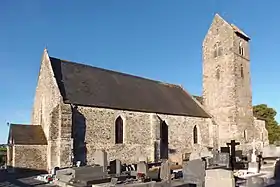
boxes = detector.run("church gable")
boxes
[49,56,210,118]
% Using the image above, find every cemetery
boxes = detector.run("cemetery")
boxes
[30,140,280,187]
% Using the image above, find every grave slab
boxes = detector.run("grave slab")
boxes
[205,169,235,187]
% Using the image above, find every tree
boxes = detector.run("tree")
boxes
[253,104,280,144]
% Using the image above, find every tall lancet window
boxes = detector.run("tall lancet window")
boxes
[241,64,244,78]
[115,116,123,144]
[239,41,244,56]
[216,65,220,80]
[214,42,222,58]
[193,125,198,144]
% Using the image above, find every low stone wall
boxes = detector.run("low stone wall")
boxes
[13,145,47,171]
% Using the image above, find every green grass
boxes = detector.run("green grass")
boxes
[0,147,7,151]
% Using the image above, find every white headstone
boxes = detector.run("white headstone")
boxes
[189,151,201,160]
[137,161,148,175]
[248,162,259,173]
[205,169,235,187]
[94,150,108,172]
[160,159,171,182]
[251,139,257,162]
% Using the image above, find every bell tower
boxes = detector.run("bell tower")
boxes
[202,14,254,148]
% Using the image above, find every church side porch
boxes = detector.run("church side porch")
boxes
[7,124,48,172]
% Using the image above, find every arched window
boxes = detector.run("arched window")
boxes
[239,41,244,56]
[115,116,123,144]
[214,42,222,58]
[193,125,198,144]
[241,64,244,78]
[216,66,220,80]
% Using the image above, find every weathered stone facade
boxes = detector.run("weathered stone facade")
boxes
[202,14,268,148]
[7,145,47,171]
[72,106,213,165]
[8,14,269,172]
[31,50,73,171]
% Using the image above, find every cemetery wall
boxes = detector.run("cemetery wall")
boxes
[13,145,47,171]
[75,106,213,164]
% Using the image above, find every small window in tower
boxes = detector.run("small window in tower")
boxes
[214,44,218,58]
[241,64,244,78]
[216,66,220,80]
[239,41,244,56]
[244,130,248,141]
[214,42,222,58]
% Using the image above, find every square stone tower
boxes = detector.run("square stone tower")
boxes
[202,14,255,148]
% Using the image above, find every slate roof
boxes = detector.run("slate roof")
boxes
[49,57,210,118]
[230,24,250,41]
[8,124,47,145]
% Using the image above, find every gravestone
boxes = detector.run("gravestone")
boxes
[235,150,242,159]
[246,176,264,187]
[248,162,259,173]
[217,153,230,168]
[182,152,191,162]
[109,159,121,175]
[137,161,148,175]
[56,166,106,183]
[221,147,230,154]
[183,159,205,187]
[159,159,170,182]
[189,151,200,161]
[94,150,108,172]
[205,157,214,168]
[205,169,235,187]
[212,150,219,165]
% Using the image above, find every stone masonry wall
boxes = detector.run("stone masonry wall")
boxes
[13,145,47,171]
[233,33,255,144]
[31,49,64,171]
[203,14,236,147]
[202,14,256,148]
[73,106,213,165]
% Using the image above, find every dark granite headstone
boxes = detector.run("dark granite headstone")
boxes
[235,150,243,158]
[109,159,121,175]
[221,147,230,153]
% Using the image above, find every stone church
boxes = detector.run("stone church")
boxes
[7,14,269,172]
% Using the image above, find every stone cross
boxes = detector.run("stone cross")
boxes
[226,140,240,171]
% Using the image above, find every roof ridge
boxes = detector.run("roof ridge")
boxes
[10,124,32,126]
[49,56,180,88]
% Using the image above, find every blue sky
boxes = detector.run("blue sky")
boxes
[1,1,279,143]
